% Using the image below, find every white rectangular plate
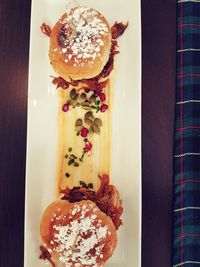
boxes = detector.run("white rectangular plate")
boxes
[24,0,141,266]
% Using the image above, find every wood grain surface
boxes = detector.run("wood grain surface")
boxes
[0,0,176,266]
[0,0,31,266]
[142,0,176,267]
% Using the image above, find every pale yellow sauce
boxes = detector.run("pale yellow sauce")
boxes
[56,79,113,197]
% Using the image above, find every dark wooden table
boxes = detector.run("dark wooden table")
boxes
[0,0,176,266]
[142,0,176,266]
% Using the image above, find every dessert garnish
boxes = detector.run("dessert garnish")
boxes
[75,115,103,136]
[111,22,129,39]
[64,139,93,168]
[79,180,94,189]
[39,246,55,267]
[60,174,123,230]
[40,23,52,37]
[62,88,107,114]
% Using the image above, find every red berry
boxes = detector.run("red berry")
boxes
[100,104,108,113]
[99,93,106,102]
[81,128,88,137]
[62,104,69,112]
[85,141,93,153]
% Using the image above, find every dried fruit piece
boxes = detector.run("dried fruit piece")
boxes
[68,99,77,107]
[70,89,77,99]
[85,111,94,119]
[89,126,94,135]
[75,126,83,132]
[80,93,87,101]
[81,102,90,107]
[90,95,96,103]
[84,118,94,126]
[75,119,83,127]
[73,93,79,100]
[82,107,92,111]
[94,118,103,127]
[92,124,100,134]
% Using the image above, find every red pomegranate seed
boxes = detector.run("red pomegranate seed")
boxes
[85,141,93,153]
[81,128,88,138]
[62,104,69,112]
[100,104,108,113]
[99,93,106,102]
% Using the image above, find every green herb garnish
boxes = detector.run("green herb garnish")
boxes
[68,159,75,166]
[79,181,94,189]
[70,154,77,159]
[88,183,94,189]
[74,162,79,167]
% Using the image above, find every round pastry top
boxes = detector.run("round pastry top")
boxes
[40,200,117,266]
[49,6,112,81]
[55,6,110,67]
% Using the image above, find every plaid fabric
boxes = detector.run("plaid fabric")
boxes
[173,1,200,267]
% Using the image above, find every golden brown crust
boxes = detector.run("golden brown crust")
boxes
[40,200,117,266]
[49,7,112,81]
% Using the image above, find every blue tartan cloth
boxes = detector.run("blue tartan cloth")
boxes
[173,1,200,267]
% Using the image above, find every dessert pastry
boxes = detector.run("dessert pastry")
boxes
[49,6,112,81]
[40,200,117,267]
[40,5,128,266]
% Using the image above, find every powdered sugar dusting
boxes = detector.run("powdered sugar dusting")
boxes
[51,202,109,266]
[59,7,109,66]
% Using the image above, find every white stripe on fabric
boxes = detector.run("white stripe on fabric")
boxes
[174,153,200,158]
[177,100,200,104]
[178,0,200,3]
[173,261,200,267]
[174,207,200,212]
[178,48,200,53]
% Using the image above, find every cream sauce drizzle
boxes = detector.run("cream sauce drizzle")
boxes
[56,79,113,197]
